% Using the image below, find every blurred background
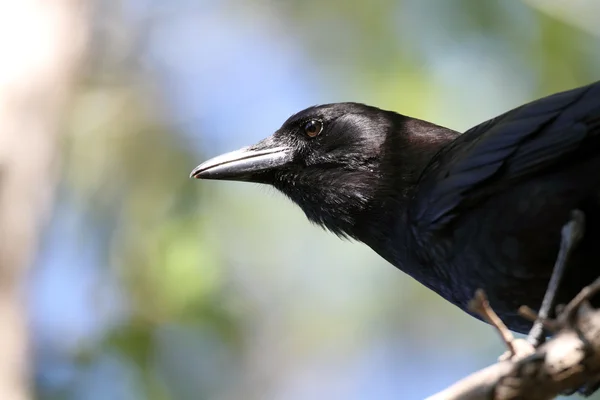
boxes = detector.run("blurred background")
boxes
[0,0,598,399]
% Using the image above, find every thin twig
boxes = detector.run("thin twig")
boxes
[559,276,600,324]
[518,305,560,332]
[469,289,516,356]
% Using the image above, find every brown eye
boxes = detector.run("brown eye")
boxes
[304,119,323,138]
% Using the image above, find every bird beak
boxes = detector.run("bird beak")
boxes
[190,145,292,181]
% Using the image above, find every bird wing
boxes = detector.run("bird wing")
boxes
[411,81,600,235]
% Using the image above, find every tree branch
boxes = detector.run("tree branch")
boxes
[427,278,600,400]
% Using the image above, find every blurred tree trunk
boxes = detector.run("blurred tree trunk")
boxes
[0,1,88,399]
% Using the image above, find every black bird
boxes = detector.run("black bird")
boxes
[191,81,600,335]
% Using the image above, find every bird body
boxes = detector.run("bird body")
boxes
[192,81,600,333]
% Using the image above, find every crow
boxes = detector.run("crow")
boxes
[191,81,600,338]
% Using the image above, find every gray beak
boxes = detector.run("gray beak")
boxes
[190,146,291,181]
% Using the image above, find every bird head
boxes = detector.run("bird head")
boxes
[191,103,455,238]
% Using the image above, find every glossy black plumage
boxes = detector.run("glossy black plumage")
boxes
[191,81,600,333]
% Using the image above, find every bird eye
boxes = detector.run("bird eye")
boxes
[303,119,323,138]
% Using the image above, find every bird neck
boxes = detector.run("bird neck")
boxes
[353,117,459,268]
